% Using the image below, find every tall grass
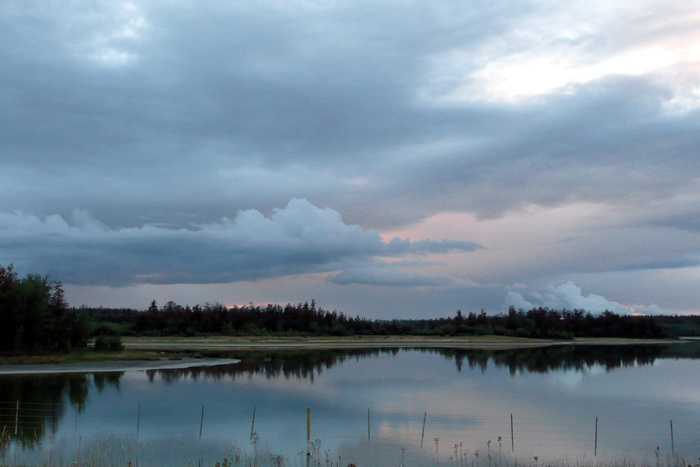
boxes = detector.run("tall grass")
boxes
[1,435,696,467]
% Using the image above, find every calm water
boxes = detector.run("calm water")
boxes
[1,343,700,466]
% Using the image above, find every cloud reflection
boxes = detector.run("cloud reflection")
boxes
[2,344,699,464]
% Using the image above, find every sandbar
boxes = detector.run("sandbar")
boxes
[0,358,240,375]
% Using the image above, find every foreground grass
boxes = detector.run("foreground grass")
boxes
[0,435,694,467]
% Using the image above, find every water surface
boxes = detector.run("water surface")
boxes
[1,343,698,465]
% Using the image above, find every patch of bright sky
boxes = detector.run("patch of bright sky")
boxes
[382,203,603,248]
[381,203,606,279]
[470,46,675,102]
[429,0,700,108]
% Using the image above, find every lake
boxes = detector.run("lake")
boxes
[1,343,699,466]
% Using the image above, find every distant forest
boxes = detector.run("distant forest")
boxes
[6,262,700,354]
[81,299,672,340]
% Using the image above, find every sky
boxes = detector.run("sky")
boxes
[2,0,700,318]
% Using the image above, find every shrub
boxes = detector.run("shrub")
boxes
[93,335,124,352]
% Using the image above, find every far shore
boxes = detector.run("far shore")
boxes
[0,335,686,375]
[122,334,683,349]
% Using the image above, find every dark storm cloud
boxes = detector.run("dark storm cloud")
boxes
[0,1,526,226]
[0,199,479,286]
[3,2,698,232]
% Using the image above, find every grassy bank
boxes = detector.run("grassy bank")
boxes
[124,334,553,344]
[0,350,173,366]
[0,335,680,366]
[0,335,542,365]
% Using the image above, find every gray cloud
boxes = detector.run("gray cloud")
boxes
[2,1,700,314]
[3,2,699,230]
[384,237,482,256]
[330,266,479,288]
[0,199,479,286]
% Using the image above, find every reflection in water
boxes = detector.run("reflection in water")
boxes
[145,342,692,382]
[0,372,121,449]
[448,344,674,375]
[1,342,699,463]
[148,347,404,383]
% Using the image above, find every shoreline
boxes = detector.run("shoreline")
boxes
[0,336,685,375]
[0,358,240,375]
[122,334,682,350]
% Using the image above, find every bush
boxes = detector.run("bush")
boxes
[93,335,124,352]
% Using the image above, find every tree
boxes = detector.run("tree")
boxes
[0,264,82,352]
[49,281,69,350]
[69,311,92,349]
[15,274,53,351]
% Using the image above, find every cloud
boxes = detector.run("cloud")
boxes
[3,0,697,232]
[0,199,480,287]
[330,266,479,288]
[384,237,482,256]
[505,281,666,315]
[2,1,700,314]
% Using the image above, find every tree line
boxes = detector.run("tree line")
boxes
[0,263,673,354]
[82,300,668,339]
[646,314,700,337]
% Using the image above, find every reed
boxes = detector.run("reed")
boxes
[0,440,695,467]
[0,429,694,467]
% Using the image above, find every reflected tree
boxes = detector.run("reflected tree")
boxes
[142,343,700,384]
[0,372,122,449]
